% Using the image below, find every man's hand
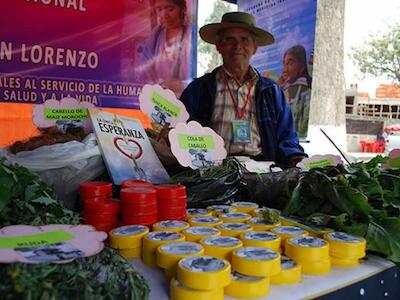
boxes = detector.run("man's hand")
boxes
[288,155,306,167]
[149,137,179,167]
[161,79,184,98]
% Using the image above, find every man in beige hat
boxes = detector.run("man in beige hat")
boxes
[180,11,306,167]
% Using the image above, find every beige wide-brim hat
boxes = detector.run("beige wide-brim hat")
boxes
[199,11,275,46]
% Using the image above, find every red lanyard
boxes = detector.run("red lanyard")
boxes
[223,70,253,120]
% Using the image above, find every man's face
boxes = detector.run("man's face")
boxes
[216,27,257,69]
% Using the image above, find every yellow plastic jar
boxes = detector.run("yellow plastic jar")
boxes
[186,208,212,219]
[170,278,224,300]
[157,241,204,278]
[200,236,243,261]
[231,246,281,277]
[177,255,231,290]
[220,212,252,223]
[217,223,253,238]
[153,220,190,233]
[324,232,366,259]
[225,271,269,298]
[285,236,330,262]
[183,226,221,243]
[188,216,223,228]
[240,231,281,253]
[231,202,259,214]
[109,225,149,249]
[247,217,281,231]
[207,205,236,217]
[271,226,309,248]
[270,256,302,285]
[142,231,185,267]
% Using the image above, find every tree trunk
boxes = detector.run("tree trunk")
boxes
[303,0,348,158]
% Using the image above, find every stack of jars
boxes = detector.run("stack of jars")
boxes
[225,246,281,298]
[109,224,149,259]
[79,181,113,207]
[79,181,119,233]
[120,186,158,226]
[285,236,331,275]
[325,231,366,267]
[155,184,187,221]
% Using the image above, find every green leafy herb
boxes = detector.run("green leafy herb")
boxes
[278,158,400,262]
[0,158,150,299]
[262,208,280,224]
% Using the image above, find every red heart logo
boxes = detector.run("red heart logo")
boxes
[113,137,143,159]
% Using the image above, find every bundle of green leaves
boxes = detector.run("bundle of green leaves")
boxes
[279,156,400,262]
[0,158,149,299]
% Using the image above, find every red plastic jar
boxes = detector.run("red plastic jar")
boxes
[80,181,112,198]
[157,196,187,208]
[91,222,117,233]
[121,213,158,225]
[120,201,157,212]
[121,179,153,189]
[84,198,120,215]
[158,214,186,221]
[120,187,157,202]
[158,209,186,221]
[154,184,186,198]
[80,195,112,208]
[83,213,118,224]
[158,206,186,215]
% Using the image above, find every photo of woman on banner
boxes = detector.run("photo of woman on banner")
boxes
[277,45,312,138]
[136,0,192,97]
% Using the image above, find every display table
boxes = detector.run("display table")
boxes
[131,255,399,299]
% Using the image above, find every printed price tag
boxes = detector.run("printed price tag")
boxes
[0,230,74,249]
[151,92,180,118]
[32,97,94,132]
[169,121,227,169]
[297,154,343,170]
[387,149,400,168]
[139,84,189,127]
[177,134,216,150]
[44,108,89,121]
[304,159,334,170]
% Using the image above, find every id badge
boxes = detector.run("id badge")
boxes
[232,120,251,144]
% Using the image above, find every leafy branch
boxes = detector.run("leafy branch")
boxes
[0,158,150,299]
[351,23,400,82]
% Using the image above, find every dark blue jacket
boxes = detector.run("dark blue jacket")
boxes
[180,67,306,164]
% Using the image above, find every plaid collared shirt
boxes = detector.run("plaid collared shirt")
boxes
[211,67,262,156]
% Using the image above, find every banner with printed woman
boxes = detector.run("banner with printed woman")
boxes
[123,0,196,98]
[238,0,317,138]
[0,0,197,109]
[0,0,197,146]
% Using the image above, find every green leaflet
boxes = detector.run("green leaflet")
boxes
[306,213,334,226]
[339,222,369,237]
[357,178,384,200]
[0,162,15,212]
[0,183,12,212]
[388,157,400,168]
[342,185,371,218]
[365,155,388,170]
[367,218,400,262]
[30,196,58,206]
[282,179,302,215]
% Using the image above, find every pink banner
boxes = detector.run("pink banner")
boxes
[0,0,197,109]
